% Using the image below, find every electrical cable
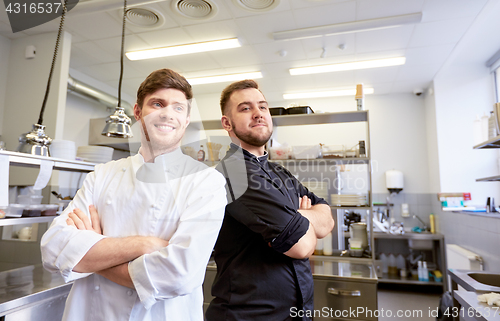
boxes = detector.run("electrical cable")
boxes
[117,0,127,107]
[37,0,69,125]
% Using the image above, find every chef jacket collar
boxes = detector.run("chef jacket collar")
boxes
[229,143,268,163]
[132,147,184,182]
[136,146,184,164]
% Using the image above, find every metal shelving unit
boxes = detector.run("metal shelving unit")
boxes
[473,134,500,181]
[0,150,95,226]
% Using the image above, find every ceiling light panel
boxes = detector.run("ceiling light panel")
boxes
[187,72,263,85]
[290,57,406,75]
[126,38,241,60]
[283,88,374,100]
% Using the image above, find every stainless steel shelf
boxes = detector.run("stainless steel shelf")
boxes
[378,275,443,286]
[473,135,500,149]
[194,110,369,130]
[0,216,56,226]
[0,150,96,172]
[373,232,443,240]
[476,175,500,182]
[273,157,370,165]
[331,205,371,210]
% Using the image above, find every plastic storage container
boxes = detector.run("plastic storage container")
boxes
[17,195,43,205]
[22,204,43,217]
[5,204,25,218]
[269,146,292,160]
[292,145,321,159]
[41,204,59,216]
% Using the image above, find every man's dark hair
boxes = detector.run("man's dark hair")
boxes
[136,69,193,111]
[220,79,260,115]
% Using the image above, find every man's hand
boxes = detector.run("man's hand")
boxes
[66,205,102,234]
[298,195,312,210]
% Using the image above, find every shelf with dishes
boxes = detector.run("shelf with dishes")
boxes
[0,216,56,227]
[0,150,96,172]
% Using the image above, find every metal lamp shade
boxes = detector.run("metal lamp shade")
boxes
[17,124,52,157]
[101,106,133,138]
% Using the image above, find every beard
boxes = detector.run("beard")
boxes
[231,120,272,147]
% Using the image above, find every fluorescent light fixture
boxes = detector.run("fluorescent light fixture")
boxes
[283,88,374,100]
[273,13,422,41]
[290,57,406,76]
[126,38,241,60]
[187,72,263,85]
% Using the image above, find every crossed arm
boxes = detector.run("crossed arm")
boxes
[66,206,169,288]
[282,196,335,260]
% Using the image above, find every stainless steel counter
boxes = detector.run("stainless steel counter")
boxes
[310,256,377,282]
[0,263,71,317]
[454,290,500,321]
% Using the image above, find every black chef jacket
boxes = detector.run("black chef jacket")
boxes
[206,144,328,321]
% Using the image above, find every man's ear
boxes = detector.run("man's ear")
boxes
[221,116,232,132]
[133,103,141,121]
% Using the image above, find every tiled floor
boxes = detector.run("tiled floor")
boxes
[377,289,442,321]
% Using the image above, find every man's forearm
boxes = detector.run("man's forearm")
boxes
[298,204,334,239]
[73,236,168,273]
[97,263,134,288]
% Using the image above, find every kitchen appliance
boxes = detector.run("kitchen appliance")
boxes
[350,222,368,251]
[343,211,361,232]
[16,2,69,157]
[385,170,403,193]
[101,0,133,138]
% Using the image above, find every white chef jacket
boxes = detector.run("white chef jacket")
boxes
[41,148,227,321]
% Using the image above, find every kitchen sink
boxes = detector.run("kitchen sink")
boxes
[449,269,500,292]
[468,272,500,288]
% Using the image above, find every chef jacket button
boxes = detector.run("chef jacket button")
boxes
[151,204,155,208]
[122,167,127,172]
[127,290,133,296]
[106,200,112,205]
[95,286,100,291]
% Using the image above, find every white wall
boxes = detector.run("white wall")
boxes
[430,0,500,204]
[424,84,441,194]
[194,92,430,194]
[0,34,10,137]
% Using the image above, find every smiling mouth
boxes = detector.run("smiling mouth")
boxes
[155,124,175,132]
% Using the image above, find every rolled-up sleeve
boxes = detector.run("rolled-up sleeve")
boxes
[40,171,107,282]
[128,169,227,310]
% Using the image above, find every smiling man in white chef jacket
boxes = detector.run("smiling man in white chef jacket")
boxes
[41,68,227,321]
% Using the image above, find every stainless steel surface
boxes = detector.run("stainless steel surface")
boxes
[16,124,52,157]
[310,257,377,282]
[327,288,361,296]
[373,231,444,240]
[4,292,68,321]
[0,263,71,316]
[453,290,500,321]
[473,133,500,149]
[0,150,96,172]
[314,277,378,320]
[101,107,133,138]
[449,269,500,293]
[67,75,133,116]
[468,273,500,287]
[0,216,55,227]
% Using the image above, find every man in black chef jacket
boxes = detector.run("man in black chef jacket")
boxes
[206,79,335,321]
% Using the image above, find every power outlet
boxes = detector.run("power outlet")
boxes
[402,203,410,217]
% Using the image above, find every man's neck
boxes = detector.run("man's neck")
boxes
[139,141,178,163]
[239,142,265,157]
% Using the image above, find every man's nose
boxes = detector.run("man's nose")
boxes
[159,106,173,119]
[253,107,264,118]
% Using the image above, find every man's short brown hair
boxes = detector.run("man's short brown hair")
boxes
[220,79,260,115]
[136,69,193,111]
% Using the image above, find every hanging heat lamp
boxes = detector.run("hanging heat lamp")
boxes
[101,0,133,138]
[17,1,69,156]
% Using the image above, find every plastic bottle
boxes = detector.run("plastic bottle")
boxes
[429,214,436,234]
[417,261,423,281]
[380,253,388,274]
[482,112,489,142]
[473,115,482,145]
[314,238,324,255]
[422,261,429,282]
[396,254,406,277]
[489,111,498,139]
[197,145,205,161]
[388,254,397,275]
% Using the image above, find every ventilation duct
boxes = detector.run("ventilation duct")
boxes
[67,75,134,116]
[170,0,218,20]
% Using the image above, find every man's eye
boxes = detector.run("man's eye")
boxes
[260,106,267,110]
[174,105,185,111]
[153,102,162,107]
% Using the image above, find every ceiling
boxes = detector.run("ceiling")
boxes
[0,0,493,104]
